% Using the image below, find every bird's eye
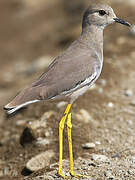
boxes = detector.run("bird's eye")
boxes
[98,10,106,16]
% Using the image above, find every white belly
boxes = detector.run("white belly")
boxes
[69,64,103,103]
[70,85,90,102]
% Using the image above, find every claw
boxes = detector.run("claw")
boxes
[58,171,67,179]
[70,171,91,179]
[70,172,83,178]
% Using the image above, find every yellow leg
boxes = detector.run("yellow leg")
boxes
[58,104,71,179]
[67,112,83,178]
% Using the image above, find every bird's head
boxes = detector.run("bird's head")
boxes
[82,4,131,30]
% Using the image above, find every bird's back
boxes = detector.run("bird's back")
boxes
[4,37,102,113]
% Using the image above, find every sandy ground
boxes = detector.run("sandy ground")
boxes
[0,0,135,180]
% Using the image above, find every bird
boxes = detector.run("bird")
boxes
[4,3,130,179]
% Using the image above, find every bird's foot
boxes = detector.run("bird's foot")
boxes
[58,170,90,179]
[58,171,67,179]
[70,172,82,178]
[70,171,90,179]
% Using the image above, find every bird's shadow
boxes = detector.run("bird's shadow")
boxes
[21,167,33,176]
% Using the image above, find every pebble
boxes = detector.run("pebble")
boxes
[91,154,109,163]
[26,150,54,171]
[95,141,101,145]
[128,120,133,125]
[128,169,135,175]
[0,166,18,177]
[105,170,114,179]
[97,87,103,94]
[112,153,120,159]
[75,109,93,123]
[98,79,107,86]
[40,111,56,121]
[45,128,53,137]
[130,100,135,106]
[28,120,47,130]
[124,89,133,97]
[82,143,95,149]
[129,156,135,164]
[36,137,50,146]
[16,119,27,126]
[28,111,56,130]
[1,167,10,177]
[107,102,114,108]
[43,176,54,180]
[32,56,53,69]
[56,101,67,109]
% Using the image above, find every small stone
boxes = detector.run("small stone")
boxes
[112,153,120,159]
[44,176,54,180]
[2,167,10,176]
[128,120,133,125]
[98,79,107,86]
[82,143,95,149]
[36,137,50,146]
[33,56,53,69]
[129,156,135,164]
[28,111,55,130]
[26,150,54,171]
[130,100,135,106]
[45,128,53,137]
[28,120,47,130]
[56,101,67,109]
[16,119,27,126]
[95,141,101,145]
[124,89,133,97]
[40,111,56,121]
[75,109,93,123]
[107,102,114,108]
[105,171,114,179]
[97,87,103,94]
[81,165,88,170]
[91,154,109,163]
[128,169,135,175]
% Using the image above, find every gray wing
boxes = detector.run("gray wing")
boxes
[4,42,100,109]
[32,46,99,99]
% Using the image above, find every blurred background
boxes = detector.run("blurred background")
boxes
[0,0,135,179]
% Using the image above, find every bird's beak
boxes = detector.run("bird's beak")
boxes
[113,18,131,27]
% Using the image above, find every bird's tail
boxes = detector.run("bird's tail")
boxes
[4,87,41,114]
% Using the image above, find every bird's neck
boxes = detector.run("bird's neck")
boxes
[80,25,104,62]
[80,25,103,49]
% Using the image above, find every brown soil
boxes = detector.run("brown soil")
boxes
[0,0,135,180]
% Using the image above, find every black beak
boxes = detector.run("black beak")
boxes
[113,18,131,27]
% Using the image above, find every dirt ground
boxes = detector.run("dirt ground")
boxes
[0,0,135,180]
